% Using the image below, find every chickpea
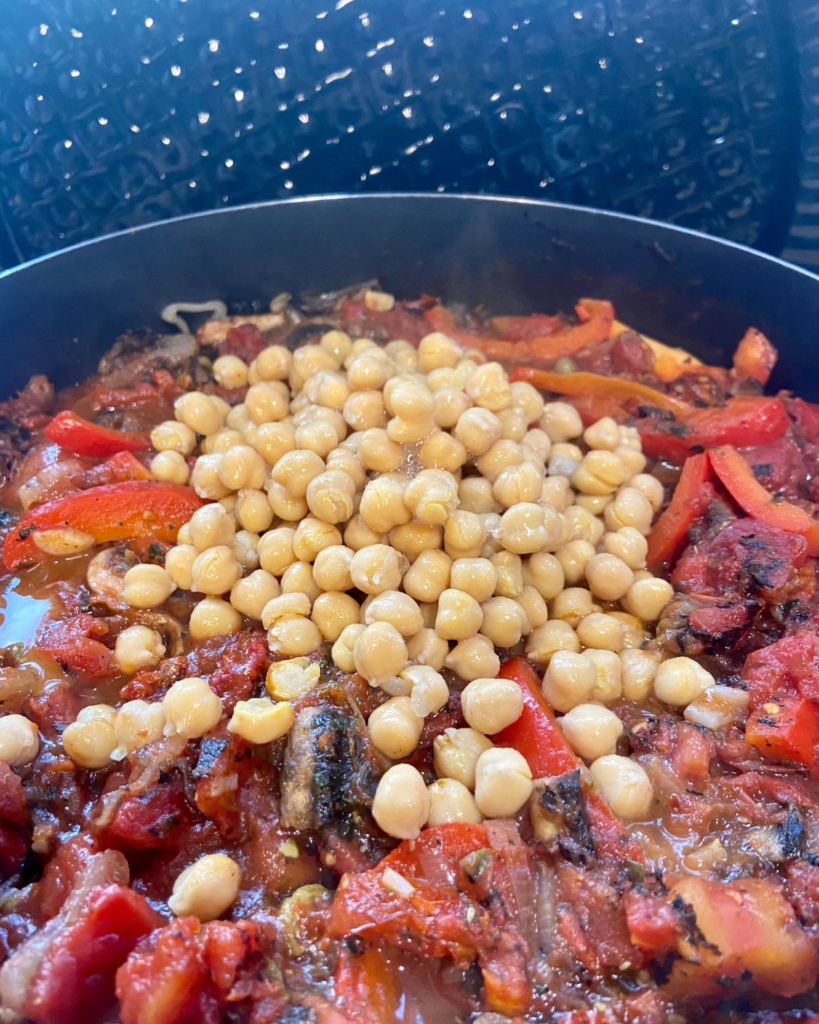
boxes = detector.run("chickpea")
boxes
[474,748,533,818]
[526,619,580,666]
[585,648,623,703]
[490,550,523,598]
[604,487,654,536]
[307,593,358,641]
[523,427,552,462]
[115,625,166,674]
[419,431,468,472]
[229,697,294,744]
[189,597,242,640]
[402,549,452,603]
[497,502,562,555]
[450,558,497,604]
[603,527,648,571]
[151,420,196,456]
[256,344,293,381]
[477,596,523,648]
[524,552,564,600]
[562,505,604,547]
[267,481,308,521]
[308,545,352,593]
[346,356,389,393]
[542,650,597,712]
[582,416,619,451]
[435,589,483,641]
[585,553,634,601]
[427,779,482,826]
[615,446,647,481]
[609,610,650,649]
[476,440,523,483]
[576,612,625,652]
[551,587,597,628]
[350,544,406,595]
[400,664,449,718]
[460,677,523,735]
[204,428,245,455]
[405,628,447,671]
[217,445,267,492]
[227,569,278,620]
[331,623,366,673]
[342,390,386,431]
[168,853,241,921]
[191,545,243,596]
[555,540,595,586]
[212,353,249,389]
[270,450,325,499]
[151,449,189,485]
[463,362,510,412]
[364,590,423,637]
[560,704,624,761]
[175,391,222,436]
[359,428,404,474]
[444,510,487,559]
[418,332,462,371]
[189,503,236,552]
[0,714,39,766]
[498,407,531,445]
[372,764,430,840]
[293,517,342,562]
[433,386,472,429]
[122,564,175,608]
[268,615,322,656]
[226,403,252,431]
[510,380,545,423]
[548,441,583,479]
[165,544,197,590]
[354,622,408,685]
[630,473,664,513]
[112,700,166,758]
[493,461,543,508]
[279,561,320,603]
[318,329,352,363]
[454,407,502,456]
[624,576,673,622]
[620,649,662,701]
[540,475,572,513]
[62,705,118,769]
[590,755,654,821]
[572,450,626,496]
[444,635,500,682]
[295,419,342,458]
[254,421,297,466]
[304,470,355,525]
[262,593,312,627]
[388,523,441,563]
[433,728,492,790]
[654,657,715,707]
[517,585,549,632]
[574,493,611,516]
[359,476,411,533]
[257,528,295,576]
[404,469,459,526]
[540,402,583,443]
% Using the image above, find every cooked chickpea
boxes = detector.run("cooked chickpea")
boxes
[292,517,341,562]
[475,440,523,483]
[464,362,511,412]
[388,523,442,563]
[604,527,648,571]
[540,475,572,513]
[203,428,245,455]
[265,658,320,703]
[516,585,549,633]
[523,427,552,462]
[615,446,647,481]
[115,625,165,674]
[341,390,385,431]
[509,380,545,423]
[319,329,352,363]
[122,564,175,608]
[454,407,502,456]
[576,612,625,652]
[630,473,664,513]
[342,515,384,553]
[0,714,39,766]
[542,650,597,712]
[404,470,459,526]
[620,648,662,701]
[435,589,483,641]
[188,503,235,552]
[151,419,196,455]
[363,590,422,637]
[609,610,649,649]
[398,550,449,605]
[168,853,241,921]
[311,592,360,641]
[303,369,350,410]
[304,470,355,525]
[270,450,325,499]
[227,403,252,431]
[590,755,654,821]
[256,344,293,381]
[399,664,449,718]
[163,677,223,739]
[488,550,522,598]
[254,421,296,466]
[548,441,583,479]
[296,419,342,458]
[443,511,486,559]
[211,353,248,389]
[624,577,673,622]
[227,569,278,620]
[112,700,166,758]
[474,748,533,818]
[331,623,366,673]
[444,635,500,682]
[347,355,390,392]
[524,552,565,600]
[268,615,322,656]
[191,545,243,596]
[372,763,430,840]
[604,487,654,536]
[191,454,230,499]
[654,657,715,707]
[551,587,597,628]
[359,476,411,534]
[540,401,583,442]
[266,481,307,520]
[358,428,403,474]
[189,597,242,640]
[427,778,482,825]
[562,506,603,547]
[418,430,467,472]
[165,543,197,590]
[493,461,543,508]
[418,332,462,372]
[585,649,623,703]
[498,408,529,445]
[280,561,320,602]
[175,391,223,436]
[556,540,596,586]
[309,545,352,592]
[354,622,408,684]
[150,449,189,485]
[526,619,579,666]
[475,596,522,649]
[262,593,312,627]
[450,558,497,604]
[349,544,404,596]
[497,502,561,555]
[216,445,266,492]
[433,386,471,429]
[256,528,294,576]
[585,553,634,601]
[582,416,620,451]
[572,450,625,496]
[62,704,118,769]
[403,629,446,672]
[231,490,271,536]
[560,704,624,761]
[229,697,294,744]
[460,677,523,735]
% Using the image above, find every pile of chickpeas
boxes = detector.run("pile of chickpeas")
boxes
[47,289,741,860]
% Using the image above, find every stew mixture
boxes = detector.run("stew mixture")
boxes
[0,286,816,1024]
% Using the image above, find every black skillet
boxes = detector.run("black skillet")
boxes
[0,193,817,401]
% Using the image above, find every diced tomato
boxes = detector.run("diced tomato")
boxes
[44,411,150,458]
[743,635,819,709]
[555,863,641,973]
[25,885,161,1024]
[224,324,268,362]
[624,891,682,955]
[732,327,777,385]
[745,696,819,773]
[35,613,119,680]
[687,604,750,636]
[92,369,184,412]
[0,762,29,827]
[341,297,430,343]
[207,629,268,712]
[100,777,191,851]
[333,946,400,1024]
[785,860,819,927]
[637,397,791,462]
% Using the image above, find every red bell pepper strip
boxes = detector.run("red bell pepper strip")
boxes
[637,396,790,461]
[494,658,645,865]
[709,445,819,556]
[745,695,819,773]
[491,313,563,339]
[90,451,154,484]
[44,411,150,458]
[509,367,690,417]
[732,327,778,386]
[3,481,204,571]
[645,453,713,567]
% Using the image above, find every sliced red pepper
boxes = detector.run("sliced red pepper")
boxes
[745,695,819,773]
[491,313,563,340]
[3,481,204,571]
[732,327,778,386]
[709,445,819,556]
[90,451,154,484]
[494,658,645,865]
[44,411,150,458]
[637,396,790,461]
[645,453,713,567]
[509,367,690,417]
